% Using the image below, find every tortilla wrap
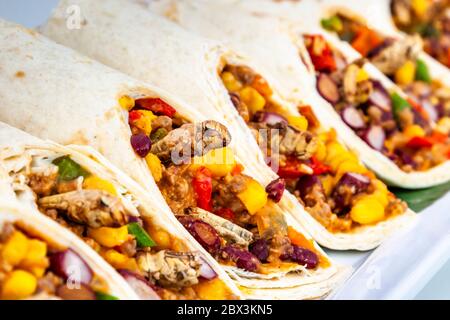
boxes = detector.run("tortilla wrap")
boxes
[0,180,140,300]
[38,0,416,252]
[199,0,450,189]
[0,122,244,299]
[0,19,346,299]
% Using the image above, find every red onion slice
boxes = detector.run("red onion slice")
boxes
[50,249,93,285]
[369,81,392,112]
[421,100,438,123]
[317,73,340,104]
[119,270,160,300]
[254,112,288,126]
[363,126,386,151]
[336,172,370,193]
[199,257,218,280]
[341,107,366,129]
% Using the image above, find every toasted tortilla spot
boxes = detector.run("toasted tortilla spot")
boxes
[15,71,25,78]
[104,108,117,121]
[68,130,91,145]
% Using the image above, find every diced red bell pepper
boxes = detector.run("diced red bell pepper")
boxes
[135,98,177,118]
[128,110,142,124]
[193,167,213,212]
[429,132,448,144]
[309,156,331,175]
[277,157,306,179]
[304,35,337,73]
[350,27,383,57]
[214,208,235,221]
[406,136,433,149]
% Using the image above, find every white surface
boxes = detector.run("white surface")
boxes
[0,0,449,300]
[330,194,450,299]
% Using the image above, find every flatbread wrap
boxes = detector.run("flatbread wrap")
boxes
[42,0,418,251]
[0,176,140,300]
[0,18,345,299]
[0,122,242,300]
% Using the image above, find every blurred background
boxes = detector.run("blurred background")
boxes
[0,0,448,300]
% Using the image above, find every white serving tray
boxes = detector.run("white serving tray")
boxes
[1,0,449,300]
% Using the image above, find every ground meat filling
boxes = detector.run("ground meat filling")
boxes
[9,154,209,300]
[305,33,450,172]
[220,64,407,233]
[126,97,324,273]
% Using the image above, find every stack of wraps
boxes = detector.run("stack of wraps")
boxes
[38,0,414,257]
[0,17,347,299]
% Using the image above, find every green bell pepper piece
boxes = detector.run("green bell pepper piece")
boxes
[52,156,90,181]
[415,59,432,83]
[391,92,411,116]
[128,222,156,247]
[95,291,119,300]
[321,16,343,32]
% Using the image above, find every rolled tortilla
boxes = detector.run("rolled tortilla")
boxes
[39,0,415,251]
[0,122,243,299]
[0,19,345,299]
[0,182,139,300]
[166,0,450,189]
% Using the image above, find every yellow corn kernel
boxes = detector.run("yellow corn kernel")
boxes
[152,229,172,249]
[320,175,335,197]
[194,278,229,300]
[336,160,367,177]
[192,147,236,178]
[325,141,347,164]
[315,139,327,162]
[328,152,357,172]
[350,196,386,225]
[239,87,266,114]
[88,226,129,248]
[20,239,49,270]
[356,68,369,82]
[132,110,157,135]
[145,153,163,182]
[287,115,308,131]
[372,190,389,207]
[436,117,450,135]
[395,60,416,86]
[119,95,135,111]
[29,267,46,278]
[318,132,330,143]
[403,124,426,138]
[221,72,242,92]
[372,179,389,207]
[1,270,37,300]
[384,139,395,152]
[102,249,139,272]
[83,175,117,196]
[412,0,429,18]
[1,231,29,267]
[237,179,268,215]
